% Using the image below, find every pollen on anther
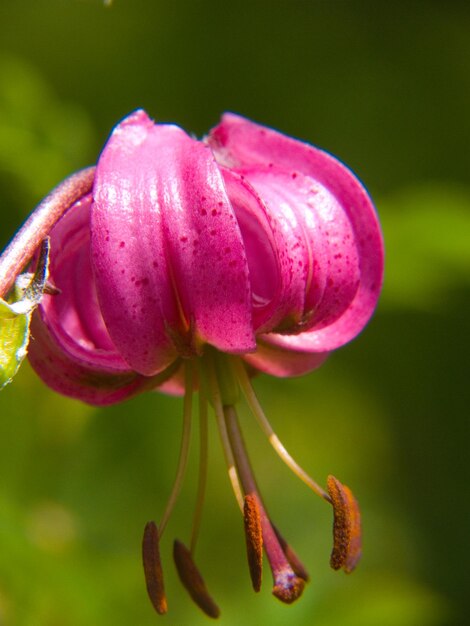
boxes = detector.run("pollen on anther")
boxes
[243,494,263,592]
[327,475,362,573]
[173,540,220,619]
[142,521,167,615]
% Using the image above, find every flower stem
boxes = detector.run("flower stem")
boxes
[231,357,331,503]
[159,361,194,536]
[0,167,95,298]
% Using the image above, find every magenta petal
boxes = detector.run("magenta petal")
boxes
[234,165,361,333]
[28,311,148,406]
[209,114,384,350]
[34,195,132,370]
[92,110,255,375]
[27,195,150,405]
[220,168,284,332]
[243,334,329,377]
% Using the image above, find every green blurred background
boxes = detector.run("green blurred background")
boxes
[0,1,469,625]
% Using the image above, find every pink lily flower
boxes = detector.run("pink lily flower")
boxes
[21,109,383,616]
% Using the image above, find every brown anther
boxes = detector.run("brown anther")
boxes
[273,526,309,582]
[142,521,168,615]
[327,475,362,573]
[272,568,305,604]
[243,494,263,592]
[343,484,362,573]
[173,540,220,619]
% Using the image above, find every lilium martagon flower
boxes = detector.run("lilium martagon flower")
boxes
[0,109,384,617]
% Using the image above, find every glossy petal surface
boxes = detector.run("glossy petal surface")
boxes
[209,114,384,351]
[27,195,150,404]
[243,335,329,377]
[27,109,384,405]
[92,110,255,376]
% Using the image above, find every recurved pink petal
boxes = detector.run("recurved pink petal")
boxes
[243,334,329,377]
[219,168,284,332]
[92,110,255,376]
[208,114,384,351]
[233,165,361,334]
[29,311,150,406]
[27,194,155,405]
[32,194,132,371]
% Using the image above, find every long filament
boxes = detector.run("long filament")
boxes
[231,357,330,502]
[189,381,209,554]
[159,362,194,536]
[203,353,244,511]
[224,404,305,599]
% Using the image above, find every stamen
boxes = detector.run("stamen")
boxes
[224,405,305,604]
[203,354,244,511]
[231,357,330,502]
[142,521,168,615]
[158,361,194,536]
[173,540,220,619]
[327,475,362,573]
[243,494,263,592]
[190,381,209,554]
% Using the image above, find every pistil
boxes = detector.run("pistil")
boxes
[224,405,305,604]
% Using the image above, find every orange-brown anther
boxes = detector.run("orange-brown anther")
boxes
[173,540,220,619]
[243,494,263,592]
[142,521,168,615]
[327,475,362,573]
[342,484,362,573]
